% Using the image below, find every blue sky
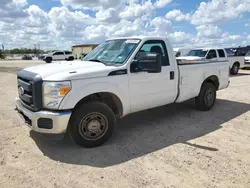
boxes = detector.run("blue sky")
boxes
[0,0,250,50]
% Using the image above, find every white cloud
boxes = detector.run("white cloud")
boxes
[148,17,172,36]
[154,0,172,8]
[196,25,223,38]
[191,0,250,25]
[165,9,191,21]
[84,18,145,41]
[229,35,241,40]
[24,5,50,27]
[0,0,28,21]
[119,1,154,19]
[6,0,28,9]
[96,8,120,23]
[60,0,121,10]
[248,35,250,40]
[168,31,193,45]
[48,7,93,35]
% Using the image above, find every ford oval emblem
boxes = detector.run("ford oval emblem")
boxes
[18,86,25,96]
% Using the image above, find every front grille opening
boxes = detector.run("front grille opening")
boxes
[18,76,30,83]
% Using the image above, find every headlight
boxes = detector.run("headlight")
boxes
[43,81,71,109]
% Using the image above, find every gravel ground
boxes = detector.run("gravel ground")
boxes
[0,65,250,188]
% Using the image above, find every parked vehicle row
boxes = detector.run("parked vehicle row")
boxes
[175,46,250,75]
[15,36,230,148]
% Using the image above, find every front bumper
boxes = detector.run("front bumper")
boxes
[15,97,71,134]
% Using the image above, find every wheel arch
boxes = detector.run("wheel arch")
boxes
[202,75,219,91]
[73,92,123,118]
[233,61,240,66]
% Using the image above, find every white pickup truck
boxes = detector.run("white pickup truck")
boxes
[43,51,74,63]
[15,36,230,148]
[177,48,244,75]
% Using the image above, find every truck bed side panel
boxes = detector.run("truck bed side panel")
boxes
[228,56,245,68]
[176,62,230,103]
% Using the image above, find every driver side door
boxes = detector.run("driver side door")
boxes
[128,40,178,113]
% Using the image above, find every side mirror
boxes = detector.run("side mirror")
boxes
[131,53,162,73]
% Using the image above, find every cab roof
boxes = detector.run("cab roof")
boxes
[107,36,168,41]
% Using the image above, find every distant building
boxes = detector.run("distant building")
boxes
[72,44,98,59]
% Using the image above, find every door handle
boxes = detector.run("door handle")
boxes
[170,71,175,80]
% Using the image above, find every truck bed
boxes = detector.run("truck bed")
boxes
[175,61,230,103]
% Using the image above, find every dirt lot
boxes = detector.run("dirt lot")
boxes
[0,65,250,188]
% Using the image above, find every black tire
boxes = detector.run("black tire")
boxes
[45,57,52,63]
[230,63,239,75]
[69,102,116,148]
[67,56,74,61]
[195,83,216,111]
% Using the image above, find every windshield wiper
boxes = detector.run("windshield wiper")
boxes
[88,59,105,64]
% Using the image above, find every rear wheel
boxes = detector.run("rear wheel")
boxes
[45,57,52,63]
[195,83,216,111]
[230,63,239,75]
[69,102,116,148]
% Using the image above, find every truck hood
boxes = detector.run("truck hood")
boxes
[176,56,205,61]
[23,61,119,81]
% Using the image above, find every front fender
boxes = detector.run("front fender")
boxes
[59,80,130,116]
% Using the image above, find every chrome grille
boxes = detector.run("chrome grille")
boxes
[17,77,34,108]
[17,70,43,112]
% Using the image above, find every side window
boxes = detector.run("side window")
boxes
[54,52,64,55]
[137,40,170,66]
[207,50,217,59]
[218,49,225,57]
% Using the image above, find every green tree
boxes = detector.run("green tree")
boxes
[0,50,5,59]
[5,48,45,54]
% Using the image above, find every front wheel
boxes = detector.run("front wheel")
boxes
[45,57,52,63]
[69,102,116,148]
[195,83,216,111]
[68,56,74,61]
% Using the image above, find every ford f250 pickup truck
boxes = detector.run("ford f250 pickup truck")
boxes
[15,36,230,148]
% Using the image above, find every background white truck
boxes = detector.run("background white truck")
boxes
[245,51,250,67]
[225,46,250,74]
[176,48,228,63]
[15,36,230,148]
[43,51,74,63]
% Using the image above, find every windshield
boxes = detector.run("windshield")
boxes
[187,50,208,57]
[246,51,250,56]
[83,39,140,65]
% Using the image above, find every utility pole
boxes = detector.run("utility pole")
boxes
[37,44,40,55]
[34,44,37,55]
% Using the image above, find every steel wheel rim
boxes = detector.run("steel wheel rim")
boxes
[205,88,214,106]
[233,65,239,72]
[79,112,108,140]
